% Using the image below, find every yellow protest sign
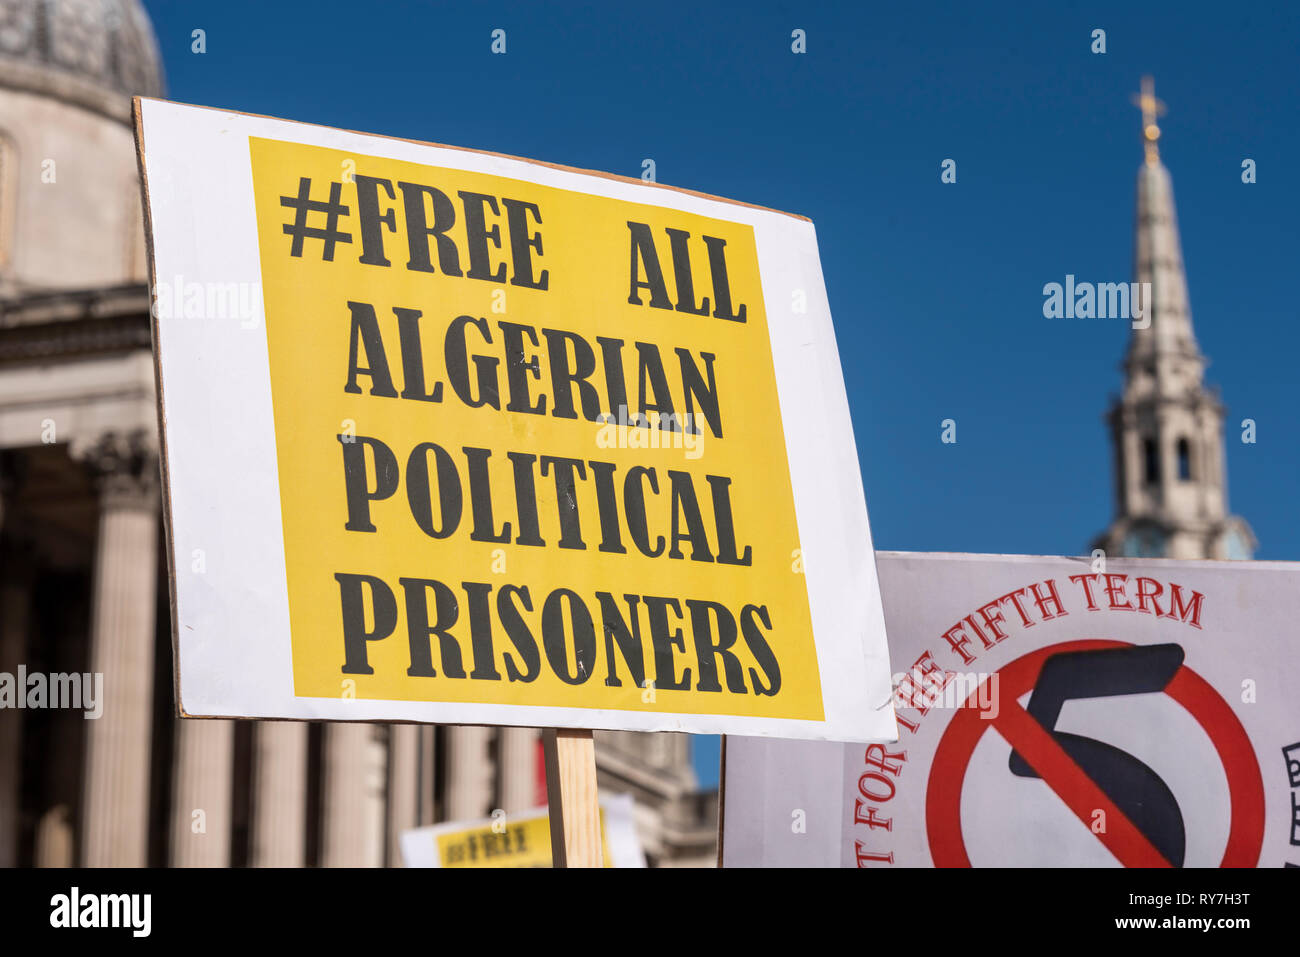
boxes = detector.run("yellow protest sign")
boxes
[139,98,896,741]
[400,794,643,868]
[437,809,605,868]
[248,135,818,721]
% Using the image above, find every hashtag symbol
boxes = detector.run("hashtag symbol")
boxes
[279,177,353,261]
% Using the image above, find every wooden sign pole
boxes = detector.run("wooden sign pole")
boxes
[543,728,603,867]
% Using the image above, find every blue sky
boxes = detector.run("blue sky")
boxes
[142,0,1299,787]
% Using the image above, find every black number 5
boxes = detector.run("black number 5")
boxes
[1009,643,1186,866]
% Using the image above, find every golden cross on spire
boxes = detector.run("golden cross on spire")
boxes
[1130,76,1167,165]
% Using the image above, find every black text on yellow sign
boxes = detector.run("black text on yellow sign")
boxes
[249,137,823,720]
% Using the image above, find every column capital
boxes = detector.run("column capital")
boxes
[74,430,160,511]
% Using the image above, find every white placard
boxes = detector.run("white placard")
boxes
[136,97,896,742]
[724,552,1300,867]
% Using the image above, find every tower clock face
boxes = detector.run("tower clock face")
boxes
[1123,525,1166,557]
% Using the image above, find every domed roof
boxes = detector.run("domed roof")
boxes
[0,0,163,122]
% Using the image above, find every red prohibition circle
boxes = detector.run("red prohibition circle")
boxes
[925,639,1266,868]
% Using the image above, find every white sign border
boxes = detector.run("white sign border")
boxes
[137,97,896,742]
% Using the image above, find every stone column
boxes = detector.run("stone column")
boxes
[445,726,494,821]
[0,474,32,867]
[169,719,234,866]
[386,724,419,865]
[0,574,28,867]
[78,431,159,867]
[34,806,73,868]
[320,723,386,867]
[249,720,308,867]
[416,726,436,826]
[498,727,540,814]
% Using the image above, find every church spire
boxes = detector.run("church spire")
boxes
[1093,79,1256,561]
[1133,75,1165,167]
[1125,77,1204,381]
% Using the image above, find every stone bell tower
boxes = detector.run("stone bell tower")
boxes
[1094,78,1255,561]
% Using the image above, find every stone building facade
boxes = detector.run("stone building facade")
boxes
[0,0,715,868]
